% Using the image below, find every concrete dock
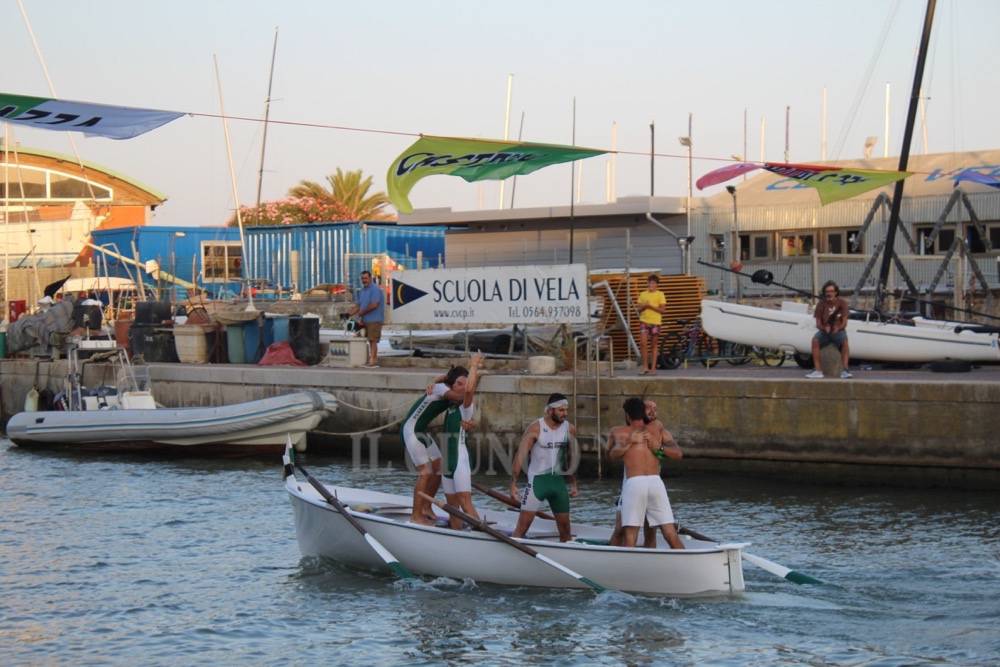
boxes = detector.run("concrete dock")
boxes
[2,358,998,488]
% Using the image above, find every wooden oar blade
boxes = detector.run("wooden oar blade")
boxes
[364,534,416,580]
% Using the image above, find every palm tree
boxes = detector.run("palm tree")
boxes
[288,168,395,221]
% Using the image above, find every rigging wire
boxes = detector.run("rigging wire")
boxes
[831,0,901,161]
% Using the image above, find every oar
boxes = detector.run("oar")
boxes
[418,492,607,594]
[679,526,822,585]
[471,482,556,521]
[284,446,415,580]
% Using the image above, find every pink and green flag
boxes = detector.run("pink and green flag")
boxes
[0,92,183,140]
[387,135,606,213]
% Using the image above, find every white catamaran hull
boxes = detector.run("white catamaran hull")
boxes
[286,480,747,597]
[701,299,1000,363]
[7,391,338,453]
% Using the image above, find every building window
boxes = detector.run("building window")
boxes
[202,242,242,282]
[710,234,725,263]
[826,230,864,255]
[49,173,112,200]
[990,225,1000,252]
[739,233,772,260]
[918,226,955,254]
[0,164,113,201]
[780,233,814,258]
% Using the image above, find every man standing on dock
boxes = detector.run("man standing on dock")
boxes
[350,270,384,368]
[609,397,684,549]
[807,280,852,379]
[510,393,578,542]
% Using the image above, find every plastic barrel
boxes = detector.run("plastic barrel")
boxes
[226,324,245,364]
[135,301,172,324]
[270,316,290,343]
[262,317,275,348]
[289,315,321,365]
[139,329,179,363]
[129,323,152,359]
[114,320,132,355]
[243,319,262,364]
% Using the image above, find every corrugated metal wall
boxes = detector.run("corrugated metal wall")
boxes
[245,222,445,291]
[444,219,685,274]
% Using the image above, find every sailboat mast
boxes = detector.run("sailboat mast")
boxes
[875,0,936,313]
[254,27,279,220]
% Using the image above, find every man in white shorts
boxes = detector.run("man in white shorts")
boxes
[608,397,684,549]
[402,364,468,525]
[440,352,483,529]
[608,400,661,547]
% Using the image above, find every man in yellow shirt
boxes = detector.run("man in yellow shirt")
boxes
[637,275,667,375]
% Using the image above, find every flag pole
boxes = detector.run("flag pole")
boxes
[874,0,936,314]
[213,54,256,312]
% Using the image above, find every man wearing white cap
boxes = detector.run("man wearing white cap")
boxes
[510,393,578,542]
[37,296,54,313]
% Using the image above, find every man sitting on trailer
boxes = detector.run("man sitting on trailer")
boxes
[510,393,578,542]
[402,364,468,525]
[609,397,684,549]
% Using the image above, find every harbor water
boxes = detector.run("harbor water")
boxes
[1,442,998,665]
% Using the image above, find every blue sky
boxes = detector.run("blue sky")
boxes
[2,0,997,226]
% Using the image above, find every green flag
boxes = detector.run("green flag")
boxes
[387,135,606,213]
[763,163,911,205]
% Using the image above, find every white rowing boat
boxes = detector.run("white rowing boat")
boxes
[284,470,748,597]
[701,299,1000,363]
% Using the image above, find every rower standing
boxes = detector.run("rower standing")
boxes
[440,353,484,529]
[608,397,684,549]
[402,365,468,525]
[510,393,578,542]
[608,399,660,547]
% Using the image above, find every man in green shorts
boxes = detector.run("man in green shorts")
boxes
[510,393,578,542]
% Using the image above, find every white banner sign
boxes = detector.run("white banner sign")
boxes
[389,264,589,325]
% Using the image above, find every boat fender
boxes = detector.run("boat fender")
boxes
[24,387,39,412]
[304,390,324,412]
[751,269,774,286]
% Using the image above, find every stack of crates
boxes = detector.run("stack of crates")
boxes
[589,271,706,361]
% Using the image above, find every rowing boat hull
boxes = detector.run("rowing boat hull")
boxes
[286,480,746,597]
[701,299,1000,363]
[7,391,338,453]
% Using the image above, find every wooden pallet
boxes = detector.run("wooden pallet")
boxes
[590,272,705,360]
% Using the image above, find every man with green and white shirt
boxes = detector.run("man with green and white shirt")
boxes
[440,352,484,530]
[510,393,578,542]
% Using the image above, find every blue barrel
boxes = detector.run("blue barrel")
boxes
[262,317,275,348]
[270,316,290,344]
[226,324,245,364]
[243,319,262,363]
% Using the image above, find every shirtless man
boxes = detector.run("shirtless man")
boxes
[402,364,468,525]
[608,397,684,549]
[510,393,578,542]
[608,399,661,547]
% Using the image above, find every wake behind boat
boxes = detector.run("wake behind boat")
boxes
[283,466,748,597]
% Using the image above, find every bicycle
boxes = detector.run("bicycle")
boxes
[657,318,722,369]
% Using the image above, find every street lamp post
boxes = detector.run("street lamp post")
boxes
[726,185,741,301]
[678,113,693,274]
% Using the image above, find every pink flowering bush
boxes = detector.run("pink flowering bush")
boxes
[228,196,353,227]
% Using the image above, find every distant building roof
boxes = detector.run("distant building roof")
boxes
[701,149,1000,209]
[399,195,687,226]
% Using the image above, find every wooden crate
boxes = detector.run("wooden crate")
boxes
[590,272,705,360]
